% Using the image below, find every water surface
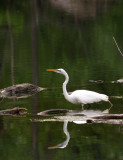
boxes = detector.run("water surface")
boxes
[0,0,123,160]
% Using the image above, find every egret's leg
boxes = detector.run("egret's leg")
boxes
[82,104,84,110]
[108,100,113,111]
[0,96,4,103]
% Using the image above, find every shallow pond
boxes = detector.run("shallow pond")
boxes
[0,0,123,160]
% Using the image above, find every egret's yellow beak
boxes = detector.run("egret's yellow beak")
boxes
[48,145,59,149]
[47,69,57,72]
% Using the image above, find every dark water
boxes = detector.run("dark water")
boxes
[0,0,123,159]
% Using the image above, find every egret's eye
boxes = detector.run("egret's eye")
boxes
[57,69,61,73]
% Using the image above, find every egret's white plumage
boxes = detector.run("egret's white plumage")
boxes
[47,68,112,109]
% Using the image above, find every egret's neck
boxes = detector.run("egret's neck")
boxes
[62,72,70,100]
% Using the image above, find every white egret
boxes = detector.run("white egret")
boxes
[47,68,112,109]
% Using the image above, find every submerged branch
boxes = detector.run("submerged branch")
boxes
[113,36,123,56]
[0,107,27,115]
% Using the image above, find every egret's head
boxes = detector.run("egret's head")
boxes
[47,68,66,75]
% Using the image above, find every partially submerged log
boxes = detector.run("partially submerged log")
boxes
[37,109,70,116]
[37,109,109,117]
[90,119,123,124]
[89,80,104,83]
[0,83,46,99]
[89,79,123,84]
[0,107,27,115]
[94,114,123,119]
[36,109,123,124]
[117,78,123,83]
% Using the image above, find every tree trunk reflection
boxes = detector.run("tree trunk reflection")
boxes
[30,0,40,159]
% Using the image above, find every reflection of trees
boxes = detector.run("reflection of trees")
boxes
[0,39,7,83]
[49,0,119,19]
[6,1,15,85]
[30,0,40,159]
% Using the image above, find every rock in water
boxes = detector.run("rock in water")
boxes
[0,83,45,99]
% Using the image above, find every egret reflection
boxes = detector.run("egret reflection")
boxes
[67,109,109,117]
[48,121,70,149]
[71,109,109,124]
[47,109,109,149]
